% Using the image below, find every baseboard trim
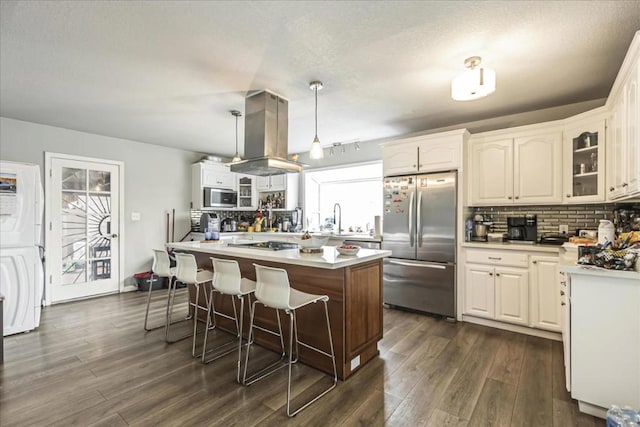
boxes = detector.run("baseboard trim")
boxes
[461,315,562,341]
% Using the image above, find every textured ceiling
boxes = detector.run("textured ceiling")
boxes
[1,1,639,158]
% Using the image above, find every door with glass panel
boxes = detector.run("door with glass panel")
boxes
[48,156,120,302]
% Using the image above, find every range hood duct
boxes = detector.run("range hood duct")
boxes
[230,90,305,176]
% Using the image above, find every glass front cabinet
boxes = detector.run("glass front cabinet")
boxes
[563,118,606,203]
[237,175,257,209]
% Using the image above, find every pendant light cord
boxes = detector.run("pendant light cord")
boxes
[314,87,318,139]
[235,114,239,155]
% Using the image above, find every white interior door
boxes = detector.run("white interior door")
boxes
[47,155,121,303]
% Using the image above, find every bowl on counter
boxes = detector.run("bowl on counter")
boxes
[336,245,360,256]
[293,235,330,249]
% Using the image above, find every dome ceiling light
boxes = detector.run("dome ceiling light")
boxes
[451,56,496,101]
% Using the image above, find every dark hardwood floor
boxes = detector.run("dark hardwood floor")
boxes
[0,290,602,426]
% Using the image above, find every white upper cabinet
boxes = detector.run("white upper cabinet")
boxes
[199,163,236,190]
[607,31,640,200]
[563,114,606,203]
[469,128,562,206]
[470,138,513,205]
[256,174,299,210]
[382,129,468,176]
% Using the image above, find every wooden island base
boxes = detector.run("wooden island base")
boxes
[187,251,383,380]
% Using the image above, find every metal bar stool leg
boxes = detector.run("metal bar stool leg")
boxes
[143,273,159,331]
[286,300,338,417]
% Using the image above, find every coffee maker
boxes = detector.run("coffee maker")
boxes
[199,212,220,233]
[507,215,537,243]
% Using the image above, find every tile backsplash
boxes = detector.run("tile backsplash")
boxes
[471,203,636,238]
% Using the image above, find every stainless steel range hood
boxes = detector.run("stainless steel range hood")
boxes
[230,90,305,176]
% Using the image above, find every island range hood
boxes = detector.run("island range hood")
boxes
[230,90,305,176]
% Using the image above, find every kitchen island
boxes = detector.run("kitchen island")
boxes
[166,240,391,380]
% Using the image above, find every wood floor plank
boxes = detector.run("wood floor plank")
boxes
[385,365,459,426]
[551,340,572,402]
[87,413,129,427]
[487,330,527,386]
[341,389,403,426]
[511,336,554,426]
[426,409,470,427]
[382,333,449,399]
[467,378,517,427]
[437,327,503,420]
[0,293,597,427]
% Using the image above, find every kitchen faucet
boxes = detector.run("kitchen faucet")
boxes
[333,203,342,235]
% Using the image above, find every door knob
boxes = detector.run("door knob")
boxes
[111,233,118,238]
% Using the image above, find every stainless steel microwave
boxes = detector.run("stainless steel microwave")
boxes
[203,187,237,208]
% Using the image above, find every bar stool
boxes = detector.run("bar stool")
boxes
[143,249,176,332]
[169,253,211,356]
[243,263,337,417]
[202,258,256,383]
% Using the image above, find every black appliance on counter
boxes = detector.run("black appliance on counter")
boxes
[507,215,537,243]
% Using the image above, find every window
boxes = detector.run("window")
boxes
[304,162,382,233]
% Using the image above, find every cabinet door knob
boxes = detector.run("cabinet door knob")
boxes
[495,273,500,277]
[508,196,512,200]
[561,302,566,306]
[622,182,629,187]
[560,281,566,285]
[532,260,537,264]
[515,196,519,200]
[489,272,493,276]
[413,164,417,168]
[566,194,571,198]
[610,187,615,192]
[560,290,565,296]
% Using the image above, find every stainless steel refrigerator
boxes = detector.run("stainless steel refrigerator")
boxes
[382,171,456,318]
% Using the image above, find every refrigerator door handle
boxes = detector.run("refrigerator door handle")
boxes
[408,191,415,247]
[388,259,446,269]
[417,190,423,247]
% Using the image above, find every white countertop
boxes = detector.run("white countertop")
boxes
[167,240,391,270]
[462,241,561,253]
[190,231,383,243]
[560,265,640,280]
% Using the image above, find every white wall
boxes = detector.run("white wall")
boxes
[0,117,202,287]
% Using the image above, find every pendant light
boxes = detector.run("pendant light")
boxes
[309,80,324,159]
[230,110,242,163]
[451,56,496,101]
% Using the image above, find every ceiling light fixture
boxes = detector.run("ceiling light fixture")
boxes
[230,110,242,163]
[309,80,324,160]
[451,56,496,101]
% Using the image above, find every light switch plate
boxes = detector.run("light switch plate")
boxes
[131,212,141,221]
[559,224,568,234]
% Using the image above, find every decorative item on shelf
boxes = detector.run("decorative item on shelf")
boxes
[291,153,298,162]
[309,80,324,160]
[451,56,496,101]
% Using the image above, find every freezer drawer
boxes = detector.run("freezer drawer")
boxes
[383,258,455,317]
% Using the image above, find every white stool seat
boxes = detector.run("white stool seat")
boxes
[144,249,177,333]
[170,253,212,357]
[288,288,328,310]
[202,258,257,383]
[243,263,337,417]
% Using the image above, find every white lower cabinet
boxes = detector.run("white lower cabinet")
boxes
[529,256,562,332]
[464,248,560,333]
[494,267,529,326]
[465,263,527,325]
[464,264,495,318]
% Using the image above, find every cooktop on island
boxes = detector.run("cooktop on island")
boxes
[227,241,299,251]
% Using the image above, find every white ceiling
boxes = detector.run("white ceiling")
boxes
[1,1,639,158]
